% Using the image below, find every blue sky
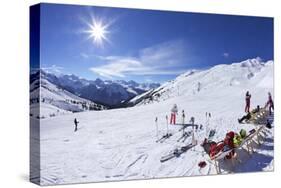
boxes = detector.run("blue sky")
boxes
[38,3,273,83]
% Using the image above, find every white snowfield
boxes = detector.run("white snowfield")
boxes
[32,58,274,185]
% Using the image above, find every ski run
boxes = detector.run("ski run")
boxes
[31,58,274,185]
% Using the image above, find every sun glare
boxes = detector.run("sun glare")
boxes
[85,19,110,46]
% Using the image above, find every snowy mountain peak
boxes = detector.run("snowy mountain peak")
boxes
[94,78,105,86]
[129,58,273,106]
[239,57,264,68]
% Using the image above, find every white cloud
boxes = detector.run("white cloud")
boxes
[144,78,153,83]
[223,52,229,58]
[42,65,64,74]
[80,52,90,59]
[89,40,189,78]
[90,58,142,78]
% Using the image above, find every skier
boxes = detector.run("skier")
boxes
[170,104,178,125]
[265,92,274,115]
[197,82,201,92]
[245,91,251,113]
[74,118,79,132]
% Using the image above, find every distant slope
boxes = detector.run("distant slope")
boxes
[30,71,107,119]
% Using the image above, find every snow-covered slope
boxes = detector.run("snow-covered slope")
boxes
[30,71,106,119]
[129,58,273,106]
[33,58,274,185]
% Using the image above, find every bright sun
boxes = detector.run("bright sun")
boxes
[85,19,110,46]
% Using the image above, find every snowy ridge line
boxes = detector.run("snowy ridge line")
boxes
[129,58,273,106]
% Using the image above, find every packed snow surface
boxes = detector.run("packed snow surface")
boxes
[32,58,274,185]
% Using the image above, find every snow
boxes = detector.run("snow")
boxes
[32,58,274,185]
[30,103,71,119]
[30,75,106,118]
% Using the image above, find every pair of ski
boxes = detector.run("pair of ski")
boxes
[177,131,191,142]
[156,133,173,143]
[160,141,197,163]
[178,124,201,132]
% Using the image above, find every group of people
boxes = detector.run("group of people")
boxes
[200,91,274,160]
[239,91,274,123]
[244,91,274,114]
[167,90,274,160]
[201,128,248,160]
[72,91,273,133]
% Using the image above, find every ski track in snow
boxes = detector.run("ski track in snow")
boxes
[34,59,274,185]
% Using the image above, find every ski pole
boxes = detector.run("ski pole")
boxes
[205,113,209,138]
[182,111,185,136]
[191,117,196,147]
[166,115,169,135]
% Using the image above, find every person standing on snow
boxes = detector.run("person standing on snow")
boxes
[245,91,251,113]
[265,92,274,115]
[74,118,79,132]
[170,104,178,124]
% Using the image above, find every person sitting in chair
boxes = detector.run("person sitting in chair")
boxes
[238,105,260,123]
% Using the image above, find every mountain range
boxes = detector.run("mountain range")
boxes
[30,70,160,117]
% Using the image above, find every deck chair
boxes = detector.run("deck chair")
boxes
[235,125,266,159]
[253,125,266,145]
[210,126,265,174]
[247,108,269,125]
[237,129,257,154]
[210,149,235,174]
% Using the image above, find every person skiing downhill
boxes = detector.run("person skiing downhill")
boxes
[245,91,251,113]
[170,104,178,124]
[74,118,79,132]
[265,92,274,115]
